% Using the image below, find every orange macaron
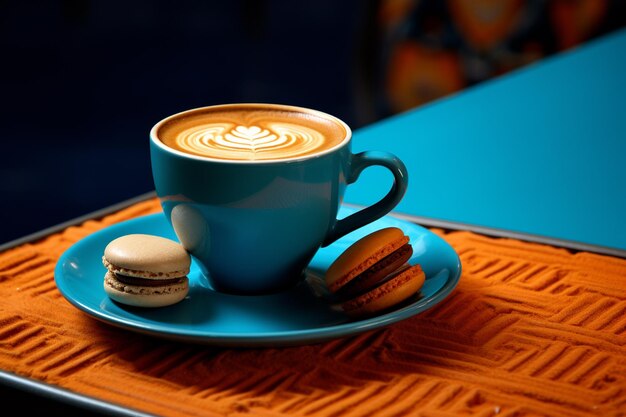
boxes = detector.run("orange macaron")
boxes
[325,227,425,318]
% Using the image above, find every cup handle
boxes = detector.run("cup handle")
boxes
[322,150,408,246]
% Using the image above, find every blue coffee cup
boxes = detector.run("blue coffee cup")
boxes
[150,104,408,295]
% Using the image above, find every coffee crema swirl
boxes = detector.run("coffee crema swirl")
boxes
[175,122,327,160]
[157,105,347,161]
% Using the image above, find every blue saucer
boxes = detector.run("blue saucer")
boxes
[54,207,461,347]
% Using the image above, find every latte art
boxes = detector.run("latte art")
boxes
[224,126,278,149]
[175,123,327,160]
[156,104,348,161]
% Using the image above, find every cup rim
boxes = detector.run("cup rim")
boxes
[149,103,353,164]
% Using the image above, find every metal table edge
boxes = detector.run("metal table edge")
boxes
[0,370,158,417]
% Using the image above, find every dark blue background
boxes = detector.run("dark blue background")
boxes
[0,1,376,244]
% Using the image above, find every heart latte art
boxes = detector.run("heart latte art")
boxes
[176,123,326,160]
[157,105,347,161]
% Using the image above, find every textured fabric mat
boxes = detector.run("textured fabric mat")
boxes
[1,198,625,417]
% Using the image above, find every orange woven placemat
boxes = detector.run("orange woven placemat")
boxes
[1,198,625,417]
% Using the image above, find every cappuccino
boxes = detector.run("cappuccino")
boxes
[156,104,348,161]
[150,103,408,294]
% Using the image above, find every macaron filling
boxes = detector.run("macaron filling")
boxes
[336,243,414,299]
[104,272,189,298]
[341,264,424,315]
[113,273,185,287]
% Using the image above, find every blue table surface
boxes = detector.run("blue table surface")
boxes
[346,28,626,255]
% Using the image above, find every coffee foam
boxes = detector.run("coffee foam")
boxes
[157,106,348,161]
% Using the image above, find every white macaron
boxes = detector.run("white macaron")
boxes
[102,234,191,307]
